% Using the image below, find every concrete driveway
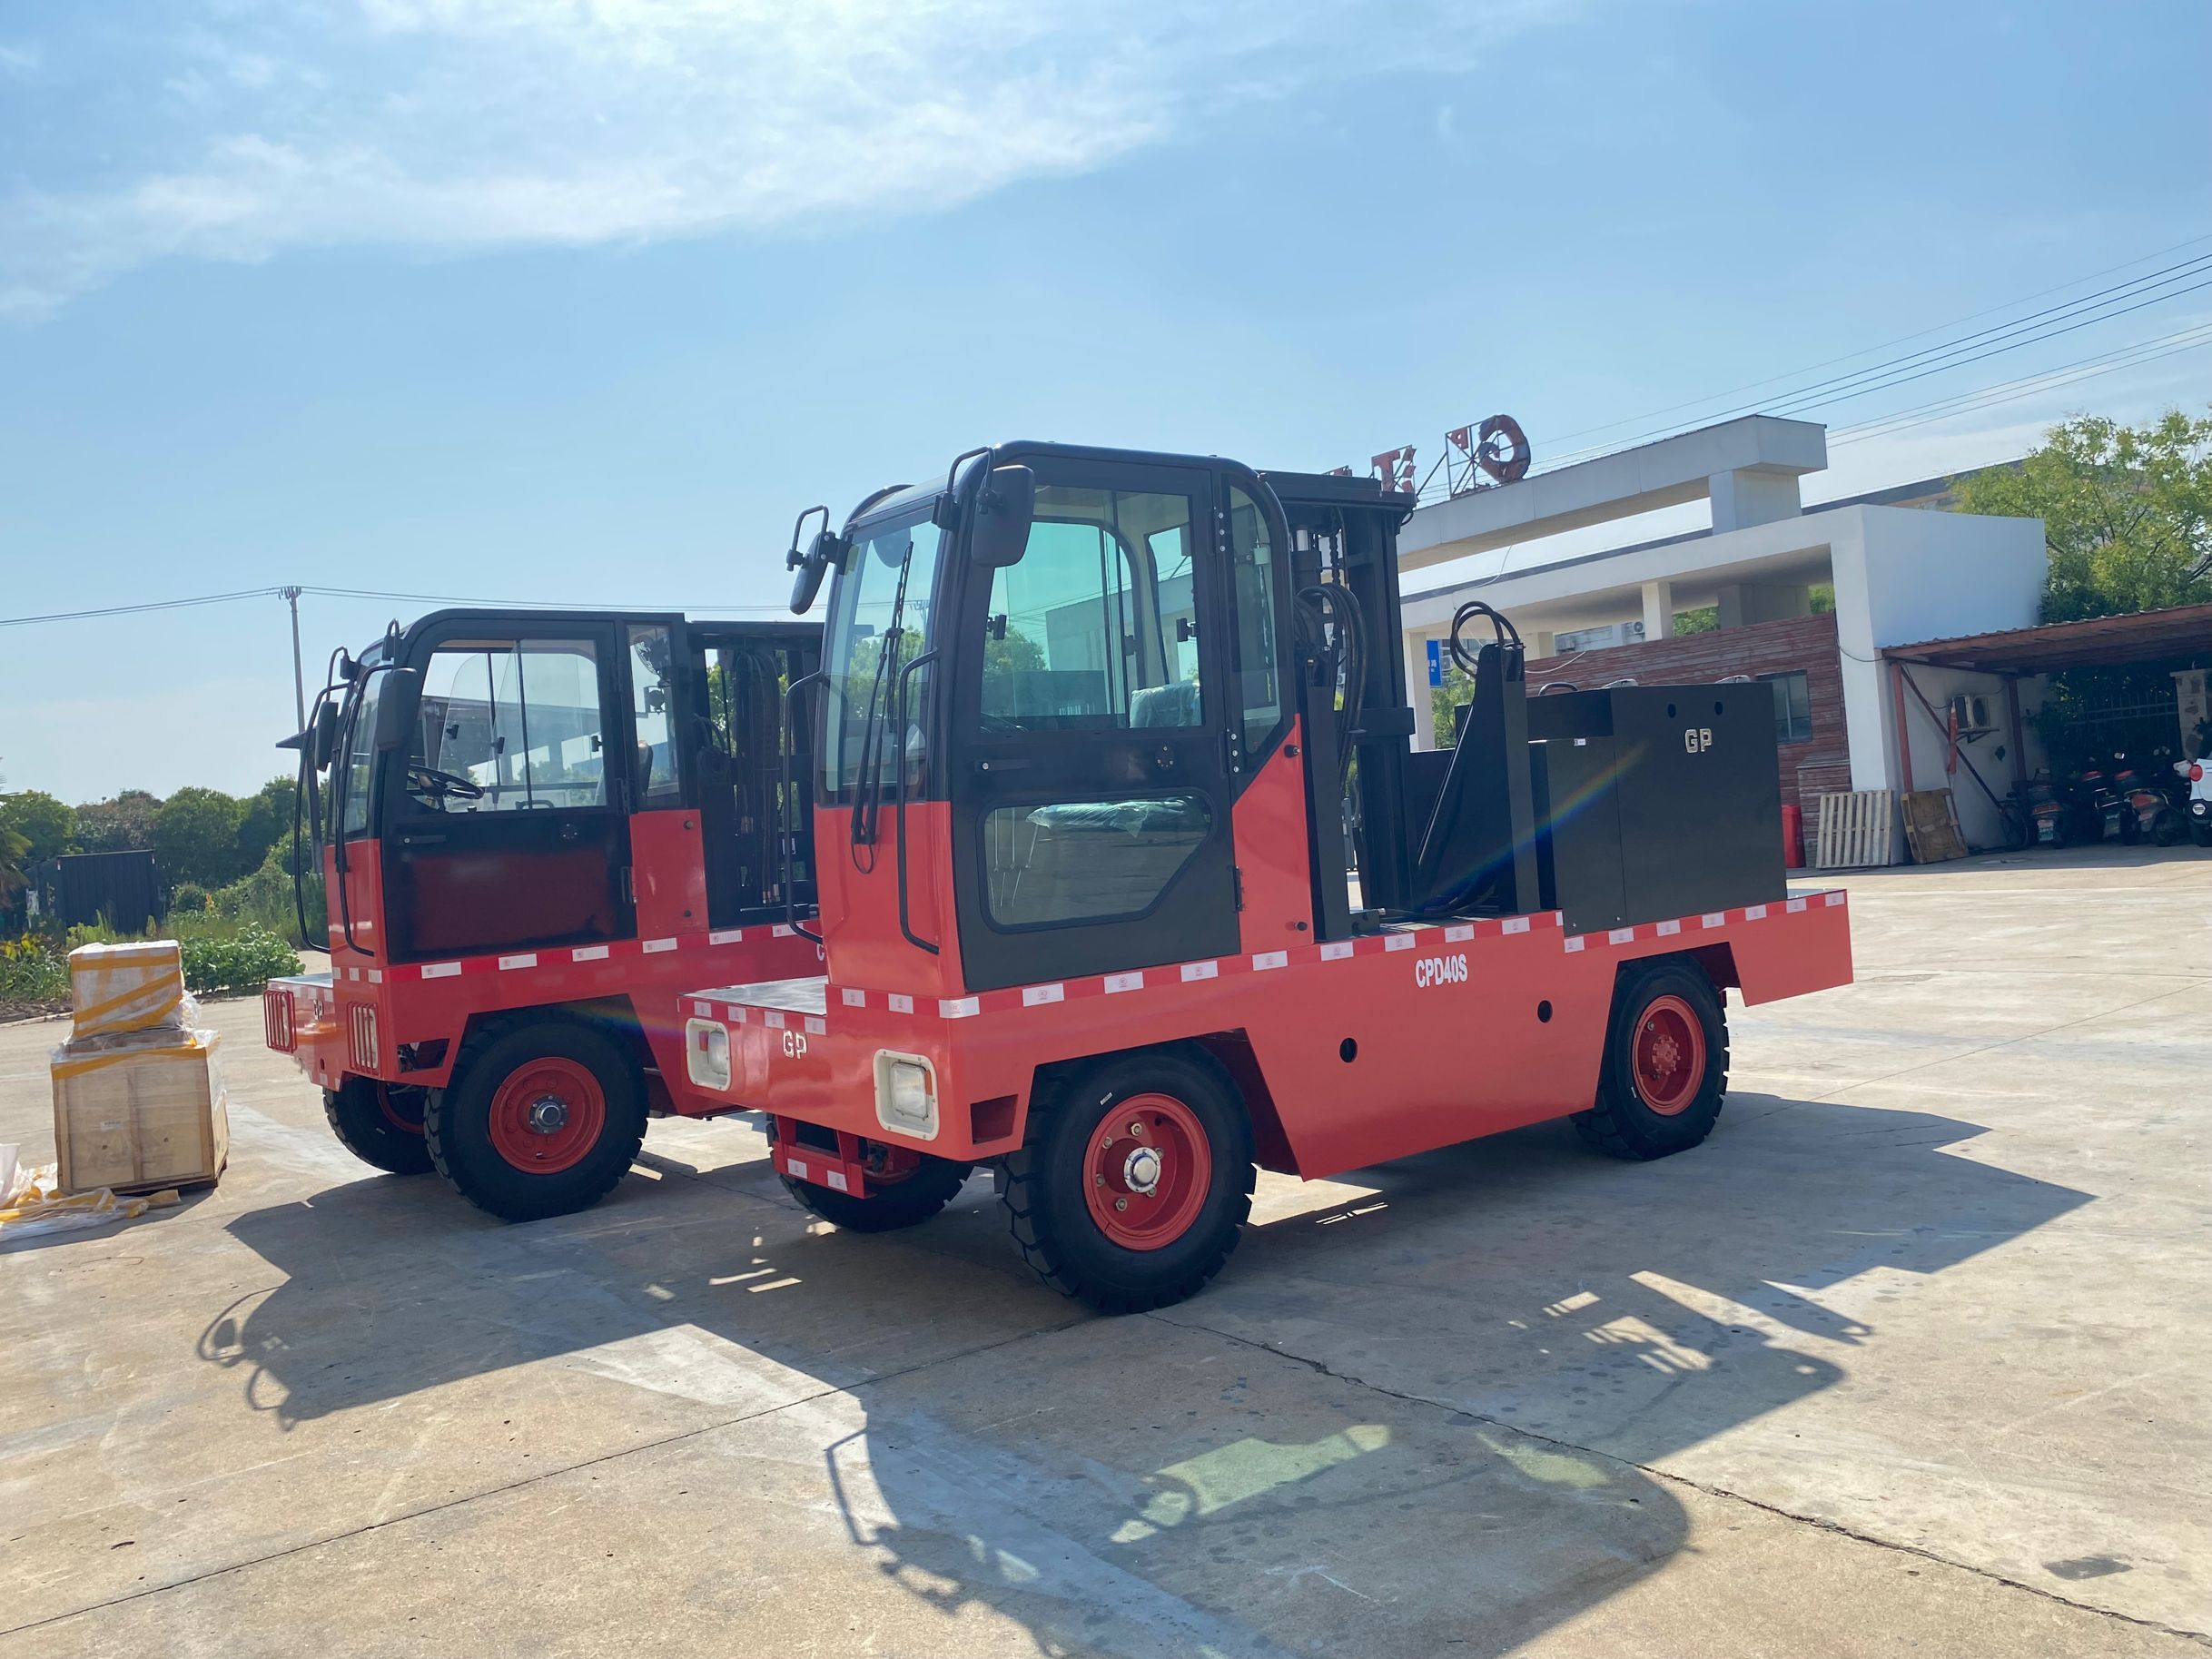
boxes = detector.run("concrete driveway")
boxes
[3,846,2207,1657]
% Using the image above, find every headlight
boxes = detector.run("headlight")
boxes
[686,1019,731,1091]
[874,1050,939,1140]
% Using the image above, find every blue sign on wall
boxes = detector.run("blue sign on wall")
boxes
[1425,638,1442,686]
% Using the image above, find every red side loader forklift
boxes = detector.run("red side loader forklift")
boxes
[670,442,1854,1311]
[264,609,822,1219]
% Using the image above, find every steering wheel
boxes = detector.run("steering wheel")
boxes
[408,764,486,802]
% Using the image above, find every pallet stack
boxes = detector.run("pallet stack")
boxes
[48,941,229,1197]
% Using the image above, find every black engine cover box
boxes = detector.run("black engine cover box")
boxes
[1526,684,1786,933]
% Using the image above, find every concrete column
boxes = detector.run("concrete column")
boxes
[1710,467,1802,532]
[1404,630,1436,752]
[1640,579,1675,641]
[1530,629,1555,660]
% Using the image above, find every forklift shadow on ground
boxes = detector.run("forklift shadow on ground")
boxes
[194,1091,2089,1656]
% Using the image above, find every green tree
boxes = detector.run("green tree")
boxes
[73,789,162,853]
[236,776,299,871]
[0,775,29,913]
[1953,407,2212,621]
[0,790,75,865]
[152,786,249,890]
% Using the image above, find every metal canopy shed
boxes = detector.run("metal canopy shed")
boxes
[1881,603,2212,832]
[1884,602,2212,674]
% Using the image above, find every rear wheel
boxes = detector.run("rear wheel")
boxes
[778,1141,973,1232]
[1574,959,1729,1160]
[2151,808,2187,847]
[427,1019,646,1221]
[323,1076,433,1175]
[1002,1049,1254,1314]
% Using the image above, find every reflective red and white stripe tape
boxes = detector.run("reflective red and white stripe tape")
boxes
[336,924,804,987]
[686,892,1846,1030]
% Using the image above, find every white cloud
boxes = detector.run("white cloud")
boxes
[0,0,1579,319]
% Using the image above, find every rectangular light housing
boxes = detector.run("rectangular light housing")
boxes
[873,1050,939,1141]
[686,1018,731,1091]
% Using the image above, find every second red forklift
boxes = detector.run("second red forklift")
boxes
[264,609,823,1219]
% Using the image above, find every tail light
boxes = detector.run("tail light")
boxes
[348,1002,380,1071]
[2193,764,2205,783]
[264,985,296,1052]
[2129,791,2159,808]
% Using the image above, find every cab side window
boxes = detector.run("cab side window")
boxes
[1227,485,1284,762]
[978,487,1202,731]
[410,639,608,813]
[626,625,681,806]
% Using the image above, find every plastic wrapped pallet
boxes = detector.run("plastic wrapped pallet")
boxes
[67,939,198,1042]
[50,1028,229,1196]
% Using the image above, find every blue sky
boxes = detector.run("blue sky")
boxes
[2,0,2207,804]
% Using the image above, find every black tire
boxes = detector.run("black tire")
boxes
[2194,821,2212,849]
[426,1018,647,1222]
[1002,1048,1255,1314]
[778,1146,973,1232]
[2151,809,2186,847]
[323,1076,434,1175]
[1573,959,1729,1161]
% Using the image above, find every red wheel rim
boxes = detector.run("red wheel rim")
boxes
[376,1082,426,1137]
[1631,994,1706,1116]
[487,1058,607,1174]
[1082,1093,1212,1251]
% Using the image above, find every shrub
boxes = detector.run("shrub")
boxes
[171,882,212,915]
[179,925,301,993]
[0,934,69,1002]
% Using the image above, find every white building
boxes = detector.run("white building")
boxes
[1396,416,2049,849]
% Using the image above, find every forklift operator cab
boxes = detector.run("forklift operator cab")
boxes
[331,611,820,962]
[809,448,1289,994]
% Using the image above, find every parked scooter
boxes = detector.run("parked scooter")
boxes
[2117,746,2189,846]
[2075,755,2136,844]
[2016,774,2084,847]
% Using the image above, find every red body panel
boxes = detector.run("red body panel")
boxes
[628,810,709,940]
[269,923,821,1102]
[680,891,1853,1180]
[1232,720,1317,954]
[815,803,968,999]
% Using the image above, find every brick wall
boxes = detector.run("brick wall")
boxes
[1526,612,1849,810]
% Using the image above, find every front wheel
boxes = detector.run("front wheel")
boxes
[1574,959,1729,1160]
[427,1019,646,1221]
[323,1076,434,1175]
[1002,1049,1255,1314]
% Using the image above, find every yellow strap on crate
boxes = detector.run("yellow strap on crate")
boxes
[51,1041,206,1081]
[72,980,183,1027]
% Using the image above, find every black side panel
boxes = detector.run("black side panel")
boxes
[1409,643,1539,915]
[1528,684,1784,929]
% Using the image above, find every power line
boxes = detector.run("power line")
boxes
[1831,327,2212,447]
[0,587,284,627]
[1535,262,2212,472]
[1533,231,2212,451]
[0,583,794,629]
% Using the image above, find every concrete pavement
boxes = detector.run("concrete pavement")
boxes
[3,844,2207,1656]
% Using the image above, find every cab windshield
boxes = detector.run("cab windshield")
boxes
[818,510,943,800]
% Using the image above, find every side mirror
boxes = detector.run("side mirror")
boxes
[789,528,841,615]
[373,667,420,753]
[311,702,339,771]
[969,465,1035,568]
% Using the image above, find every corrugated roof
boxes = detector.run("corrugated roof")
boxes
[1882,603,2212,673]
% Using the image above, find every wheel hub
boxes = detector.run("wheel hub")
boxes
[1122,1145,1162,1197]
[527,1094,570,1135]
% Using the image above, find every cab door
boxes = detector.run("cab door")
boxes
[948,457,1239,991]
[383,621,633,960]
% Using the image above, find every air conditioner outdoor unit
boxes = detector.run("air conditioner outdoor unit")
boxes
[1948,693,1996,736]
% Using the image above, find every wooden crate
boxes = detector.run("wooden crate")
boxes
[52,1030,229,1196]
[68,939,189,1042]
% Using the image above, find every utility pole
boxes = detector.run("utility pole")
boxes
[282,586,307,733]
